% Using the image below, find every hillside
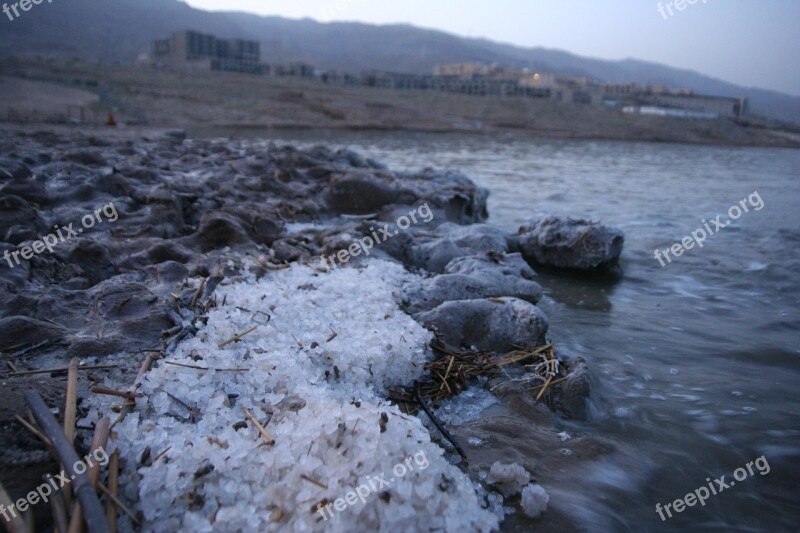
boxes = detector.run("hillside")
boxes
[1,0,798,123]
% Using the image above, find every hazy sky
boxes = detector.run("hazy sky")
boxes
[183,0,800,96]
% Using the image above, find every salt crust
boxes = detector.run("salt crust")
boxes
[85,260,500,532]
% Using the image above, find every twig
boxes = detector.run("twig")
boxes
[6,365,118,377]
[97,484,140,526]
[300,474,328,490]
[218,326,258,348]
[152,446,172,464]
[114,354,156,427]
[14,414,52,447]
[242,407,275,445]
[527,376,568,392]
[190,277,207,309]
[0,480,28,533]
[49,479,70,533]
[91,387,142,400]
[68,417,110,533]
[534,376,553,404]
[106,451,119,533]
[413,381,468,464]
[164,361,248,372]
[64,358,79,507]
[24,390,110,533]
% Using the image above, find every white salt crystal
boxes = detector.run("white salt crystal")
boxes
[488,462,531,497]
[520,484,549,519]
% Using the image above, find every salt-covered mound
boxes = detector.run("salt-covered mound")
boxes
[86,260,500,532]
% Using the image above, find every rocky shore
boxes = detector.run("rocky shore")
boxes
[0,126,624,531]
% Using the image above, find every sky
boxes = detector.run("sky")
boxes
[183,0,800,96]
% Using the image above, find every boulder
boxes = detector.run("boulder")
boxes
[416,297,548,352]
[516,216,624,271]
[403,253,543,313]
[406,223,511,272]
[325,170,400,214]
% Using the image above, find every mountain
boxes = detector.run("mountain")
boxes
[1,0,798,123]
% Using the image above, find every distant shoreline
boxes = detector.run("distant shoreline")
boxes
[1,58,799,149]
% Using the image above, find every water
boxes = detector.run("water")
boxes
[214,129,800,531]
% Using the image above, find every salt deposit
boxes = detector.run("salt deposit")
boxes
[520,484,550,519]
[488,462,531,497]
[85,259,500,531]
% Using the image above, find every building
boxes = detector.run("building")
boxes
[644,93,749,119]
[434,63,487,77]
[152,31,265,75]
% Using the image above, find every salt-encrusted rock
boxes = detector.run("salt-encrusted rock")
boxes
[405,223,510,272]
[0,195,46,238]
[550,357,592,420]
[0,316,67,351]
[400,169,489,224]
[0,157,32,180]
[64,149,108,167]
[520,484,549,518]
[189,211,255,252]
[516,216,624,271]
[416,297,548,352]
[488,462,531,497]
[326,169,399,214]
[403,253,543,313]
[0,177,49,205]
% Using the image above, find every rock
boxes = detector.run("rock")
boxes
[0,316,66,351]
[405,223,510,273]
[189,212,254,252]
[0,177,49,205]
[0,157,32,181]
[399,169,490,224]
[403,253,543,313]
[325,170,400,214]
[163,129,188,142]
[550,357,591,420]
[416,297,548,352]
[516,216,624,271]
[63,150,107,167]
[66,240,117,287]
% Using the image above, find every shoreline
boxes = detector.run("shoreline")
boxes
[0,126,617,531]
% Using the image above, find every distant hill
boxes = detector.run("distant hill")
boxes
[1,0,798,123]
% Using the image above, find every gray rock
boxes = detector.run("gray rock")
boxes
[416,297,549,352]
[550,357,592,420]
[325,170,399,214]
[404,253,543,312]
[0,158,32,181]
[516,216,624,271]
[405,223,511,272]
